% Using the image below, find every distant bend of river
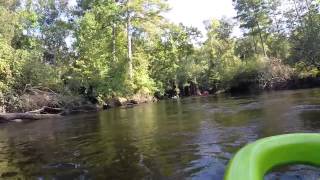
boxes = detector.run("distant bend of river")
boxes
[1,88,320,179]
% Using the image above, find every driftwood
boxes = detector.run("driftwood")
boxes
[0,106,63,123]
[0,113,61,123]
[27,106,64,114]
[0,104,99,123]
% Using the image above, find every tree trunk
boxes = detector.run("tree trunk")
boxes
[257,23,267,57]
[127,1,133,80]
[174,75,179,97]
[27,106,63,114]
[251,28,258,54]
[112,22,116,63]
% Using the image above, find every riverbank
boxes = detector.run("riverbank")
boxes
[0,86,158,122]
[227,75,320,94]
[2,79,316,112]
[1,69,320,123]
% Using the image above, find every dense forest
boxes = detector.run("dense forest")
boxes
[0,0,320,112]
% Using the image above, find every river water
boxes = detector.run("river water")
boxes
[1,89,320,179]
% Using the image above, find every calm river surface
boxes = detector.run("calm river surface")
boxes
[1,89,320,179]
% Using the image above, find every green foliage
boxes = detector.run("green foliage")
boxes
[235,37,256,59]
[227,59,262,90]
[266,35,290,60]
[72,0,168,97]
[18,57,62,90]
[199,18,241,89]
[0,1,64,95]
[149,23,201,93]
[233,0,272,56]
[0,5,25,92]
[1,0,320,109]
[294,62,320,78]
[289,3,320,67]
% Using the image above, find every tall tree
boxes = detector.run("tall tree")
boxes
[74,0,168,96]
[233,0,272,56]
[27,0,74,65]
[125,0,168,81]
[126,0,133,80]
[201,18,240,89]
[289,0,320,67]
[149,23,201,94]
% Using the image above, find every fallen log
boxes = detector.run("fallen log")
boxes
[0,105,98,123]
[27,106,64,114]
[0,113,62,123]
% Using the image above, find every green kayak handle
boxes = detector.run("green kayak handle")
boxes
[225,133,320,180]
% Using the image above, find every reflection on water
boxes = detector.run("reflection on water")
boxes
[0,89,320,179]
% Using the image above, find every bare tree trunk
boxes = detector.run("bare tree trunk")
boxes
[127,1,133,80]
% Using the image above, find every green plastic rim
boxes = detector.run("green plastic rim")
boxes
[225,133,320,180]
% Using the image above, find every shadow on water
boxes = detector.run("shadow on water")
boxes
[0,88,320,179]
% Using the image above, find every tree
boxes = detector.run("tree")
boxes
[73,0,168,97]
[147,22,201,95]
[125,0,168,81]
[200,18,240,90]
[74,0,120,94]
[289,0,320,67]
[0,0,60,92]
[233,0,272,56]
